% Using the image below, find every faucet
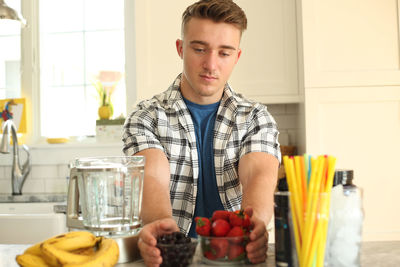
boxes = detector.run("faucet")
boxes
[0,120,31,195]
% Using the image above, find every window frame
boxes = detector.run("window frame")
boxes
[19,0,136,147]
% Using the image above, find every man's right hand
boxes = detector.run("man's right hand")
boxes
[138,218,180,267]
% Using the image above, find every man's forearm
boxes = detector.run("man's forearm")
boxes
[135,149,174,225]
[239,152,279,225]
[141,176,173,224]
[241,173,277,224]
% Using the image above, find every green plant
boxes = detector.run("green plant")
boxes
[92,71,122,118]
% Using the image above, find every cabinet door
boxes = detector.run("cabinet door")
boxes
[304,86,400,241]
[301,0,400,87]
[230,0,300,103]
[301,0,400,241]
[134,0,299,104]
[133,0,190,103]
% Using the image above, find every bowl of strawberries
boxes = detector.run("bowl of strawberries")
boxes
[195,209,251,265]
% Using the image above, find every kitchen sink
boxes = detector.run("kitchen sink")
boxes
[0,195,67,244]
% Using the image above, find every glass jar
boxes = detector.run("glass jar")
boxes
[325,170,364,267]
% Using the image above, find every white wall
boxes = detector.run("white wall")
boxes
[0,142,123,194]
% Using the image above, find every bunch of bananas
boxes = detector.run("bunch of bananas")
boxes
[15,231,119,267]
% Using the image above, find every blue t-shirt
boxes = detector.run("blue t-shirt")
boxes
[183,97,225,237]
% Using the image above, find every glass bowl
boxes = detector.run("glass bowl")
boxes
[156,233,198,267]
[198,235,250,265]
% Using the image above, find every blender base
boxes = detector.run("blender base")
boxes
[68,227,143,263]
[114,232,142,263]
[111,230,142,264]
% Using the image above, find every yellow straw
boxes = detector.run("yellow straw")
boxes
[289,190,302,262]
[316,156,337,266]
[306,192,329,267]
[310,157,316,177]
[283,156,302,253]
[317,216,328,266]
[306,216,322,267]
[285,156,304,236]
[325,156,337,193]
[300,156,308,211]
[294,156,305,230]
[301,156,325,267]
[300,157,318,267]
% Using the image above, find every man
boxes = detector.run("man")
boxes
[123,0,281,265]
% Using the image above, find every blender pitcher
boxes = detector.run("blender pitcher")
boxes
[66,156,145,235]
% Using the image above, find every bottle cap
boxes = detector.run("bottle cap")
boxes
[277,177,289,191]
[333,169,354,186]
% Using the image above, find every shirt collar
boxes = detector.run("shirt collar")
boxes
[166,73,241,112]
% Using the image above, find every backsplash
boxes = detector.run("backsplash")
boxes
[266,103,299,147]
[0,103,300,194]
[0,164,70,194]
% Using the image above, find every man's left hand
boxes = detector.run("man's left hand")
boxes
[244,207,269,264]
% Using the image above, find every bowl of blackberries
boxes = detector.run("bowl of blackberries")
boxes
[196,209,251,265]
[156,231,198,267]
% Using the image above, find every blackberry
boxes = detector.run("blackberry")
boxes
[156,231,198,267]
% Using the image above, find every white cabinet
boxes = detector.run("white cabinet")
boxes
[230,0,300,103]
[299,0,400,241]
[301,0,400,87]
[134,0,300,104]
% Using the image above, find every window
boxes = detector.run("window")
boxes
[0,0,21,99]
[1,0,134,140]
[39,0,126,137]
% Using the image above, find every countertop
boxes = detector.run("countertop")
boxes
[0,193,67,203]
[1,241,399,267]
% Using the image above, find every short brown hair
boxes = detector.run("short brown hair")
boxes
[181,0,247,36]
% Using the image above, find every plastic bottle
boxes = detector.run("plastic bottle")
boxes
[325,170,364,267]
[274,178,298,267]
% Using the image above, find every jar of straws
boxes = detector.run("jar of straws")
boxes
[282,154,336,267]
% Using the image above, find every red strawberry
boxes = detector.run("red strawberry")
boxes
[210,238,229,259]
[242,213,251,229]
[229,209,251,229]
[227,226,245,244]
[211,219,231,237]
[211,210,231,222]
[195,217,211,236]
[204,250,217,260]
[228,244,245,260]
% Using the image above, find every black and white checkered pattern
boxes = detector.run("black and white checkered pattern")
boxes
[123,74,281,234]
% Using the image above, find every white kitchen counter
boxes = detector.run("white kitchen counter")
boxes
[1,241,400,267]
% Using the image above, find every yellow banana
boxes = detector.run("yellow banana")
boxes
[16,253,50,267]
[24,231,97,256]
[40,241,92,267]
[24,244,42,257]
[63,238,119,267]
[70,246,96,257]
[42,231,97,251]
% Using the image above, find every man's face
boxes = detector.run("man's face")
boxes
[176,18,242,104]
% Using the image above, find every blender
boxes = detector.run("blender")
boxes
[66,156,145,263]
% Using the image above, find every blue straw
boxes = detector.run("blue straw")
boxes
[307,154,312,185]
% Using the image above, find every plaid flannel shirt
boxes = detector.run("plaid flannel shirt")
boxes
[123,74,281,234]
